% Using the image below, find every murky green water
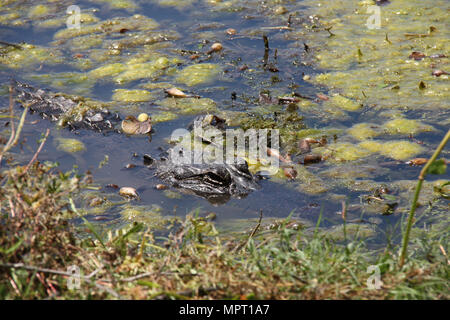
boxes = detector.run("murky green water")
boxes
[1,0,448,246]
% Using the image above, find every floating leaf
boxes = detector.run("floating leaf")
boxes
[165,87,188,98]
[207,42,223,54]
[121,116,152,135]
[226,28,237,35]
[409,51,426,61]
[406,158,428,166]
[432,70,449,77]
[119,187,139,199]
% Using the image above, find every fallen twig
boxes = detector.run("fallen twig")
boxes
[0,86,29,165]
[234,210,263,252]
[0,263,121,298]
[23,128,50,174]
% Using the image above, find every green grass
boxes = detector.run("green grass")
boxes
[0,161,448,299]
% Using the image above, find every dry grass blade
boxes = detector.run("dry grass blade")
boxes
[23,128,50,174]
[0,85,29,165]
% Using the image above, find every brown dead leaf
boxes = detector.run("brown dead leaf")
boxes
[409,51,426,60]
[406,158,428,166]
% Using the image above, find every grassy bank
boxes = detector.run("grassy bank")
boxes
[0,161,448,299]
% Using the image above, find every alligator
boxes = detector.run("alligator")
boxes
[11,80,260,202]
[154,115,260,204]
[13,80,121,133]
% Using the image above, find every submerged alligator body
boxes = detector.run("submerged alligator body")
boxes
[13,80,121,133]
[11,81,260,202]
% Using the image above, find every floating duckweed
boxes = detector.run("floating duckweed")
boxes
[54,15,159,40]
[151,111,178,123]
[383,118,433,135]
[140,82,173,90]
[358,141,383,153]
[293,166,330,194]
[67,35,104,51]
[96,0,138,10]
[89,63,127,79]
[325,224,376,241]
[0,44,63,69]
[300,0,449,120]
[28,5,49,18]
[55,138,86,154]
[348,123,380,140]
[114,57,170,83]
[154,0,195,7]
[120,204,168,228]
[297,100,316,109]
[327,94,363,111]
[0,13,21,26]
[296,129,323,139]
[175,63,222,86]
[158,97,217,114]
[359,139,423,160]
[163,190,182,199]
[380,141,424,161]
[112,89,153,102]
[320,142,372,162]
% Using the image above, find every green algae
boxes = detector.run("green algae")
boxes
[157,97,217,115]
[317,142,372,162]
[68,35,104,51]
[53,14,159,40]
[151,111,178,123]
[359,139,424,160]
[112,89,154,102]
[95,0,138,10]
[114,57,172,84]
[379,140,424,160]
[29,72,96,96]
[348,123,380,140]
[300,0,449,114]
[326,94,363,112]
[33,13,99,29]
[89,63,127,79]
[383,118,433,135]
[358,140,383,153]
[55,138,86,154]
[163,189,182,199]
[153,0,196,8]
[175,63,222,87]
[324,223,376,241]
[28,4,49,19]
[120,204,168,229]
[0,44,63,69]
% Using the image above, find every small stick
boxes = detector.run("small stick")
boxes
[234,210,263,252]
[341,201,347,221]
[0,41,22,50]
[263,34,269,67]
[249,209,263,239]
[261,26,293,31]
[23,128,50,174]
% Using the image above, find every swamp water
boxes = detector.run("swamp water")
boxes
[0,0,448,247]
